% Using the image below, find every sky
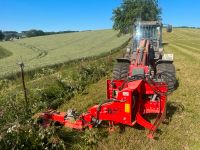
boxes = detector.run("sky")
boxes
[0,0,200,32]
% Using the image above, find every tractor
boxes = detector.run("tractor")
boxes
[37,21,176,139]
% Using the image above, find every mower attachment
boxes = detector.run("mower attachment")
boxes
[37,77,167,139]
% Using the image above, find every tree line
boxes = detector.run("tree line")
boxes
[0,30,78,41]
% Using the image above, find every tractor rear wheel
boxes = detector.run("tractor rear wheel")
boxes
[113,62,129,80]
[156,63,176,91]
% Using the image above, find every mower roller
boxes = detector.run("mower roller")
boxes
[37,21,176,139]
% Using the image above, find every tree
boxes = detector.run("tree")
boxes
[0,30,5,41]
[24,29,45,37]
[3,31,19,41]
[112,0,161,35]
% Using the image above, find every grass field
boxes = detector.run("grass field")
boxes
[0,28,200,149]
[0,29,130,78]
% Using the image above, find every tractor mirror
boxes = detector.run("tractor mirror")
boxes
[166,25,172,32]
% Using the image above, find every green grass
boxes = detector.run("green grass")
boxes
[0,46,12,59]
[0,28,200,149]
[0,30,130,78]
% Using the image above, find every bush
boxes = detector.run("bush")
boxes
[0,122,65,150]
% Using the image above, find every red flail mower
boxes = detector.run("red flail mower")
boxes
[37,21,176,139]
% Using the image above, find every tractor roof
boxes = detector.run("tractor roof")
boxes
[135,21,162,27]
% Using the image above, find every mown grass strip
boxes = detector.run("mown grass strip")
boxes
[168,44,200,60]
[175,43,200,54]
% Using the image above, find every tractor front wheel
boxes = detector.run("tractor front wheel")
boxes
[112,62,129,80]
[156,63,176,92]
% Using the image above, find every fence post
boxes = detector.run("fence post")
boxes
[18,62,29,112]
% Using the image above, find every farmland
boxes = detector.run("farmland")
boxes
[0,29,130,78]
[0,28,200,149]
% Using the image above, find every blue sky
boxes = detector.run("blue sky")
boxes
[0,0,200,32]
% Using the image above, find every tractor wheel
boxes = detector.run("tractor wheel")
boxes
[156,63,176,91]
[113,62,129,80]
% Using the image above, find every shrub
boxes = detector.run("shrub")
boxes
[0,122,65,150]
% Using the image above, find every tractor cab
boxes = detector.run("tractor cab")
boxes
[133,21,163,53]
[134,21,162,41]
[124,21,164,65]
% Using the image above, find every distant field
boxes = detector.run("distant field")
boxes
[0,30,130,78]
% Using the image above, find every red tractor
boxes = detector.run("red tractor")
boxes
[38,21,176,139]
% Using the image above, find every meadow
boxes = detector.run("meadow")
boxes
[0,29,130,78]
[0,28,200,150]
